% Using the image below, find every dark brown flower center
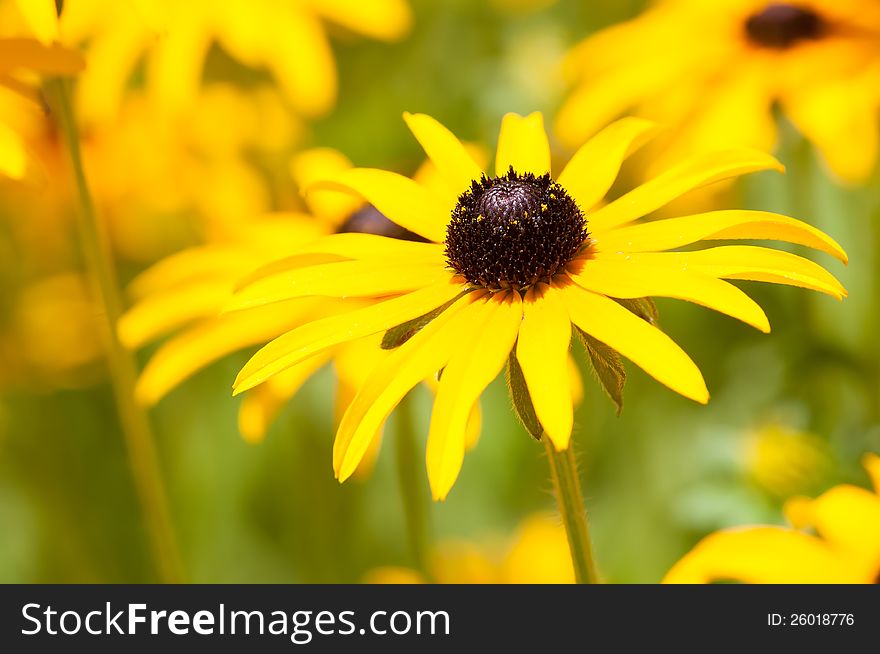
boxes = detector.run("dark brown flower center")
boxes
[445,168,587,290]
[745,3,825,49]
[338,204,428,242]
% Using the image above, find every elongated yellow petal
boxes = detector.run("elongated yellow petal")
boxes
[234,280,466,395]
[517,285,573,450]
[865,453,880,495]
[310,168,449,242]
[14,0,59,45]
[404,112,483,194]
[126,246,257,299]
[310,0,412,40]
[663,527,865,584]
[567,258,770,332]
[227,259,450,312]
[118,280,231,349]
[137,299,318,406]
[561,282,708,403]
[286,233,446,262]
[0,38,85,76]
[609,247,846,299]
[557,117,661,213]
[428,292,522,500]
[334,292,482,481]
[238,351,333,444]
[145,7,210,116]
[495,112,551,177]
[597,210,847,263]
[589,149,784,231]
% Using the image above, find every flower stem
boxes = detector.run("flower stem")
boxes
[394,394,431,578]
[48,78,184,583]
[543,436,600,583]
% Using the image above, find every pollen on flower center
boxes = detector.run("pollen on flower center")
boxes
[744,3,825,49]
[445,168,587,289]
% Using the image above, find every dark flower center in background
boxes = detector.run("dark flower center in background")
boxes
[445,169,587,290]
[745,3,825,48]
[338,204,428,242]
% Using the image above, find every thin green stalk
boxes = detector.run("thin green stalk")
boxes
[48,78,183,583]
[543,436,600,584]
[394,395,431,578]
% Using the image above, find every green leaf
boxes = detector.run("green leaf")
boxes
[506,350,543,440]
[575,327,625,415]
[381,292,466,350]
[614,297,658,324]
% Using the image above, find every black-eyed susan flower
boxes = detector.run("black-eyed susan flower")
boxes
[7,0,412,124]
[665,453,880,583]
[230,111,847,501]
[364,512,574,584]
[556,0,880,183]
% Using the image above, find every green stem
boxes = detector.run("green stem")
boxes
[48,78,183,583]
[394,394,431,578]
[543,436,599,584]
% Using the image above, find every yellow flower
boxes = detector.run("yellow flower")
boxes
[230,111,847,500]
[364,513,575,584]
[6,0,412,123]
[664,453,880,583]
[556,0,880,183]
[744,421,831,498]
[0,34,83,179]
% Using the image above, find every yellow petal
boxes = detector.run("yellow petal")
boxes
[663,527,866,584]
[517,285,573,450]
[567,355,583,407]
[503,514,574,584]
[227,259,450,312]
[403,112,483,195]
[561,281,708,403]
[285,233,446,262]
[567,257,770,332]
[611,247,846,299]
[589,149,785,231]
[137,299,318,406]
[310,168,449,242]
[428,291,522,500]
[334,292,482,481]
[260,7,336,117]
[785,486,880,569]
[557,117,661,212]
[118,280,231,349]
[14,0,59,45]
[495,112,550,177]
[596,210,848,263]
[234,280,466,395]
[0,121,27,179]
[310,0,413,40]
[0,38,85,76]
[238,351,332,444]
[126,246,257,300]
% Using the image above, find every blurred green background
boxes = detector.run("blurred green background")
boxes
[1,0,878,583]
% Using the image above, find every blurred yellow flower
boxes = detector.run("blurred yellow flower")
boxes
[231,111,846,501]
[0,273,103,390]
[664,453,880,583]
[744,421,831,498]
[1,82,298,263]
[557,0,880,183]
[364,513,575,584]
[4,0,413,124]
